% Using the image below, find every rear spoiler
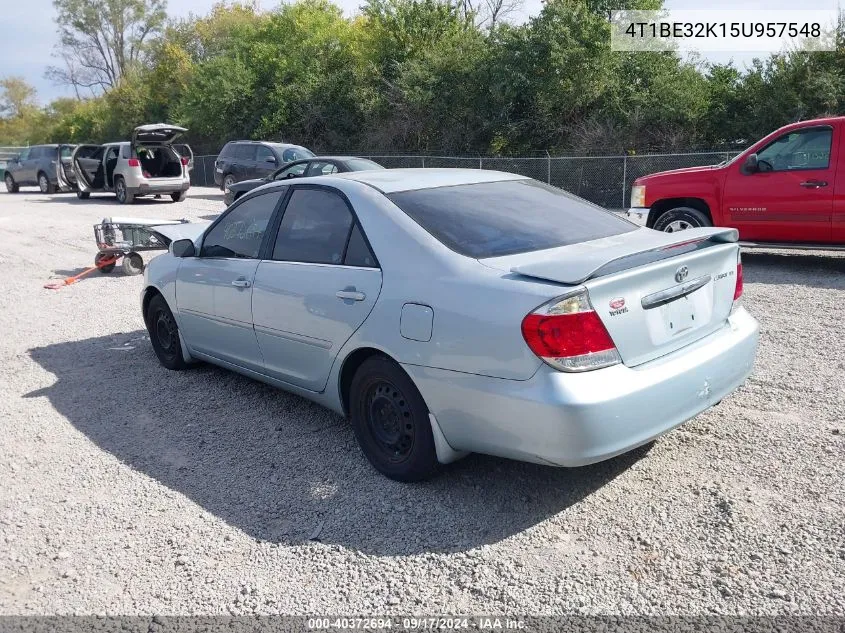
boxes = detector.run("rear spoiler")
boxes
[510,227,738,286]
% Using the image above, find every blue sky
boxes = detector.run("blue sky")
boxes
[0,0,837,104]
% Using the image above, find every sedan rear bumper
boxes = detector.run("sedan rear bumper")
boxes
[404,307,759,467]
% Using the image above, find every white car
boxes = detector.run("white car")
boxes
[66,124,193,204]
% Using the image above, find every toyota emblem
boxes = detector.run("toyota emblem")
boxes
[675,266,689,283]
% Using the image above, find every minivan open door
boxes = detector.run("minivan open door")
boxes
[132,124,187,146]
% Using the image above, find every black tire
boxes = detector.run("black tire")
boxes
[171,191,186,202]
[122,252,144,275]
[652,206,712,233]
[38,172,55,194]
[146,294,188,370]
[222,174,236,191]
[115,177,134,204]
[349,356,439,482]
[4,173,18,193]
[94,252,116,274]
[77,190,90,199]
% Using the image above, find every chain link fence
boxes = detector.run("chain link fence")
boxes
[187,150,740,208]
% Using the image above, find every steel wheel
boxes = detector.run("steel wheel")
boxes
[365,380,415,462]
[39,174,50,193]
[146,294,188,370]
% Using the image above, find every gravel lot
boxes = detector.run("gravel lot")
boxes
[0,187,843,617]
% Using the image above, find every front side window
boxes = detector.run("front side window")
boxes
[273,162,307,180]
[305,161,338,177]
[756,127,832,172]
[256,145,276,164]
[201,190,283,258]
[272,188,355,264]
[388,179,636,259]
[17,148,30,161]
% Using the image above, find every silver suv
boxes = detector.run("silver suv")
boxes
[66,124,193,204]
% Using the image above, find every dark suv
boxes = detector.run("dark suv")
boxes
[213,141,314,190]
[4,144,77,194]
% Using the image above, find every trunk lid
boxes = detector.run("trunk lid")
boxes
[483,227,740,367]
[132,124,187,146]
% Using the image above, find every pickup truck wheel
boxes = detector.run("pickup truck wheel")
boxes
[4,173,18,193]
[653,206,712,233]
[349,356,439,482]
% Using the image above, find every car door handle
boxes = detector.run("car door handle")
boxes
[231,278,251,288]
[336,290,366,301]
[800,180,828,188]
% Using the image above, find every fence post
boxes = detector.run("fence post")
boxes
[479,156,483,170]
[621,154,627,209]
[421,156,425,168]
[545,150,551,184]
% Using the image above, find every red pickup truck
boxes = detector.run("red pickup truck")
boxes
[626,116,845,245]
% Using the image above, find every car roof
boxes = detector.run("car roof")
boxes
[329,168,526,193]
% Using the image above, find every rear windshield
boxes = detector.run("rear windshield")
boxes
[387,179,636,258]
[345,158,384,171]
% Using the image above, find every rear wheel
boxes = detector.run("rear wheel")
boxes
[349,356,439,482]
[38,172,55,194]
[122,252,144,275]
[77,190,90,199]
[653,206,712,233]
[146,294,188,370]
[94,252,116,273]
[4,173,18,193]
[171,191,186,202]
[115,177,134,204]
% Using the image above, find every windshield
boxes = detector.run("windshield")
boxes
[281,147,315,162]
[388,179,636,259]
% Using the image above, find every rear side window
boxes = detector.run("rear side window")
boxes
[234,144,255,161]
[272,188,353,264]
[388,179,636,258]
[201,190,283,258]
[30,147,44,159]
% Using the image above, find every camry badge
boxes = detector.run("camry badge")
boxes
[675,266,689,283]
[609,297,626,310]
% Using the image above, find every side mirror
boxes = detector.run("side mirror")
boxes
[172,239,195,258]
[265,156,277,164]
[742,153,759,174]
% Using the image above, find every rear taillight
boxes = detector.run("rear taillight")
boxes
[128,158,140,167]
[734,253,743,301]
[181,157,189,166]
[521,290,621,372]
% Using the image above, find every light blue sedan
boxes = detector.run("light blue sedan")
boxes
[144,169,759,481]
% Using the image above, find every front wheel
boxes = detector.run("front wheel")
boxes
[4,173,18,193]
[222,174,236,191]
[349,356,439,482]
[146,294,188,370]
[652,206,712,233]
[115,177,134,205]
